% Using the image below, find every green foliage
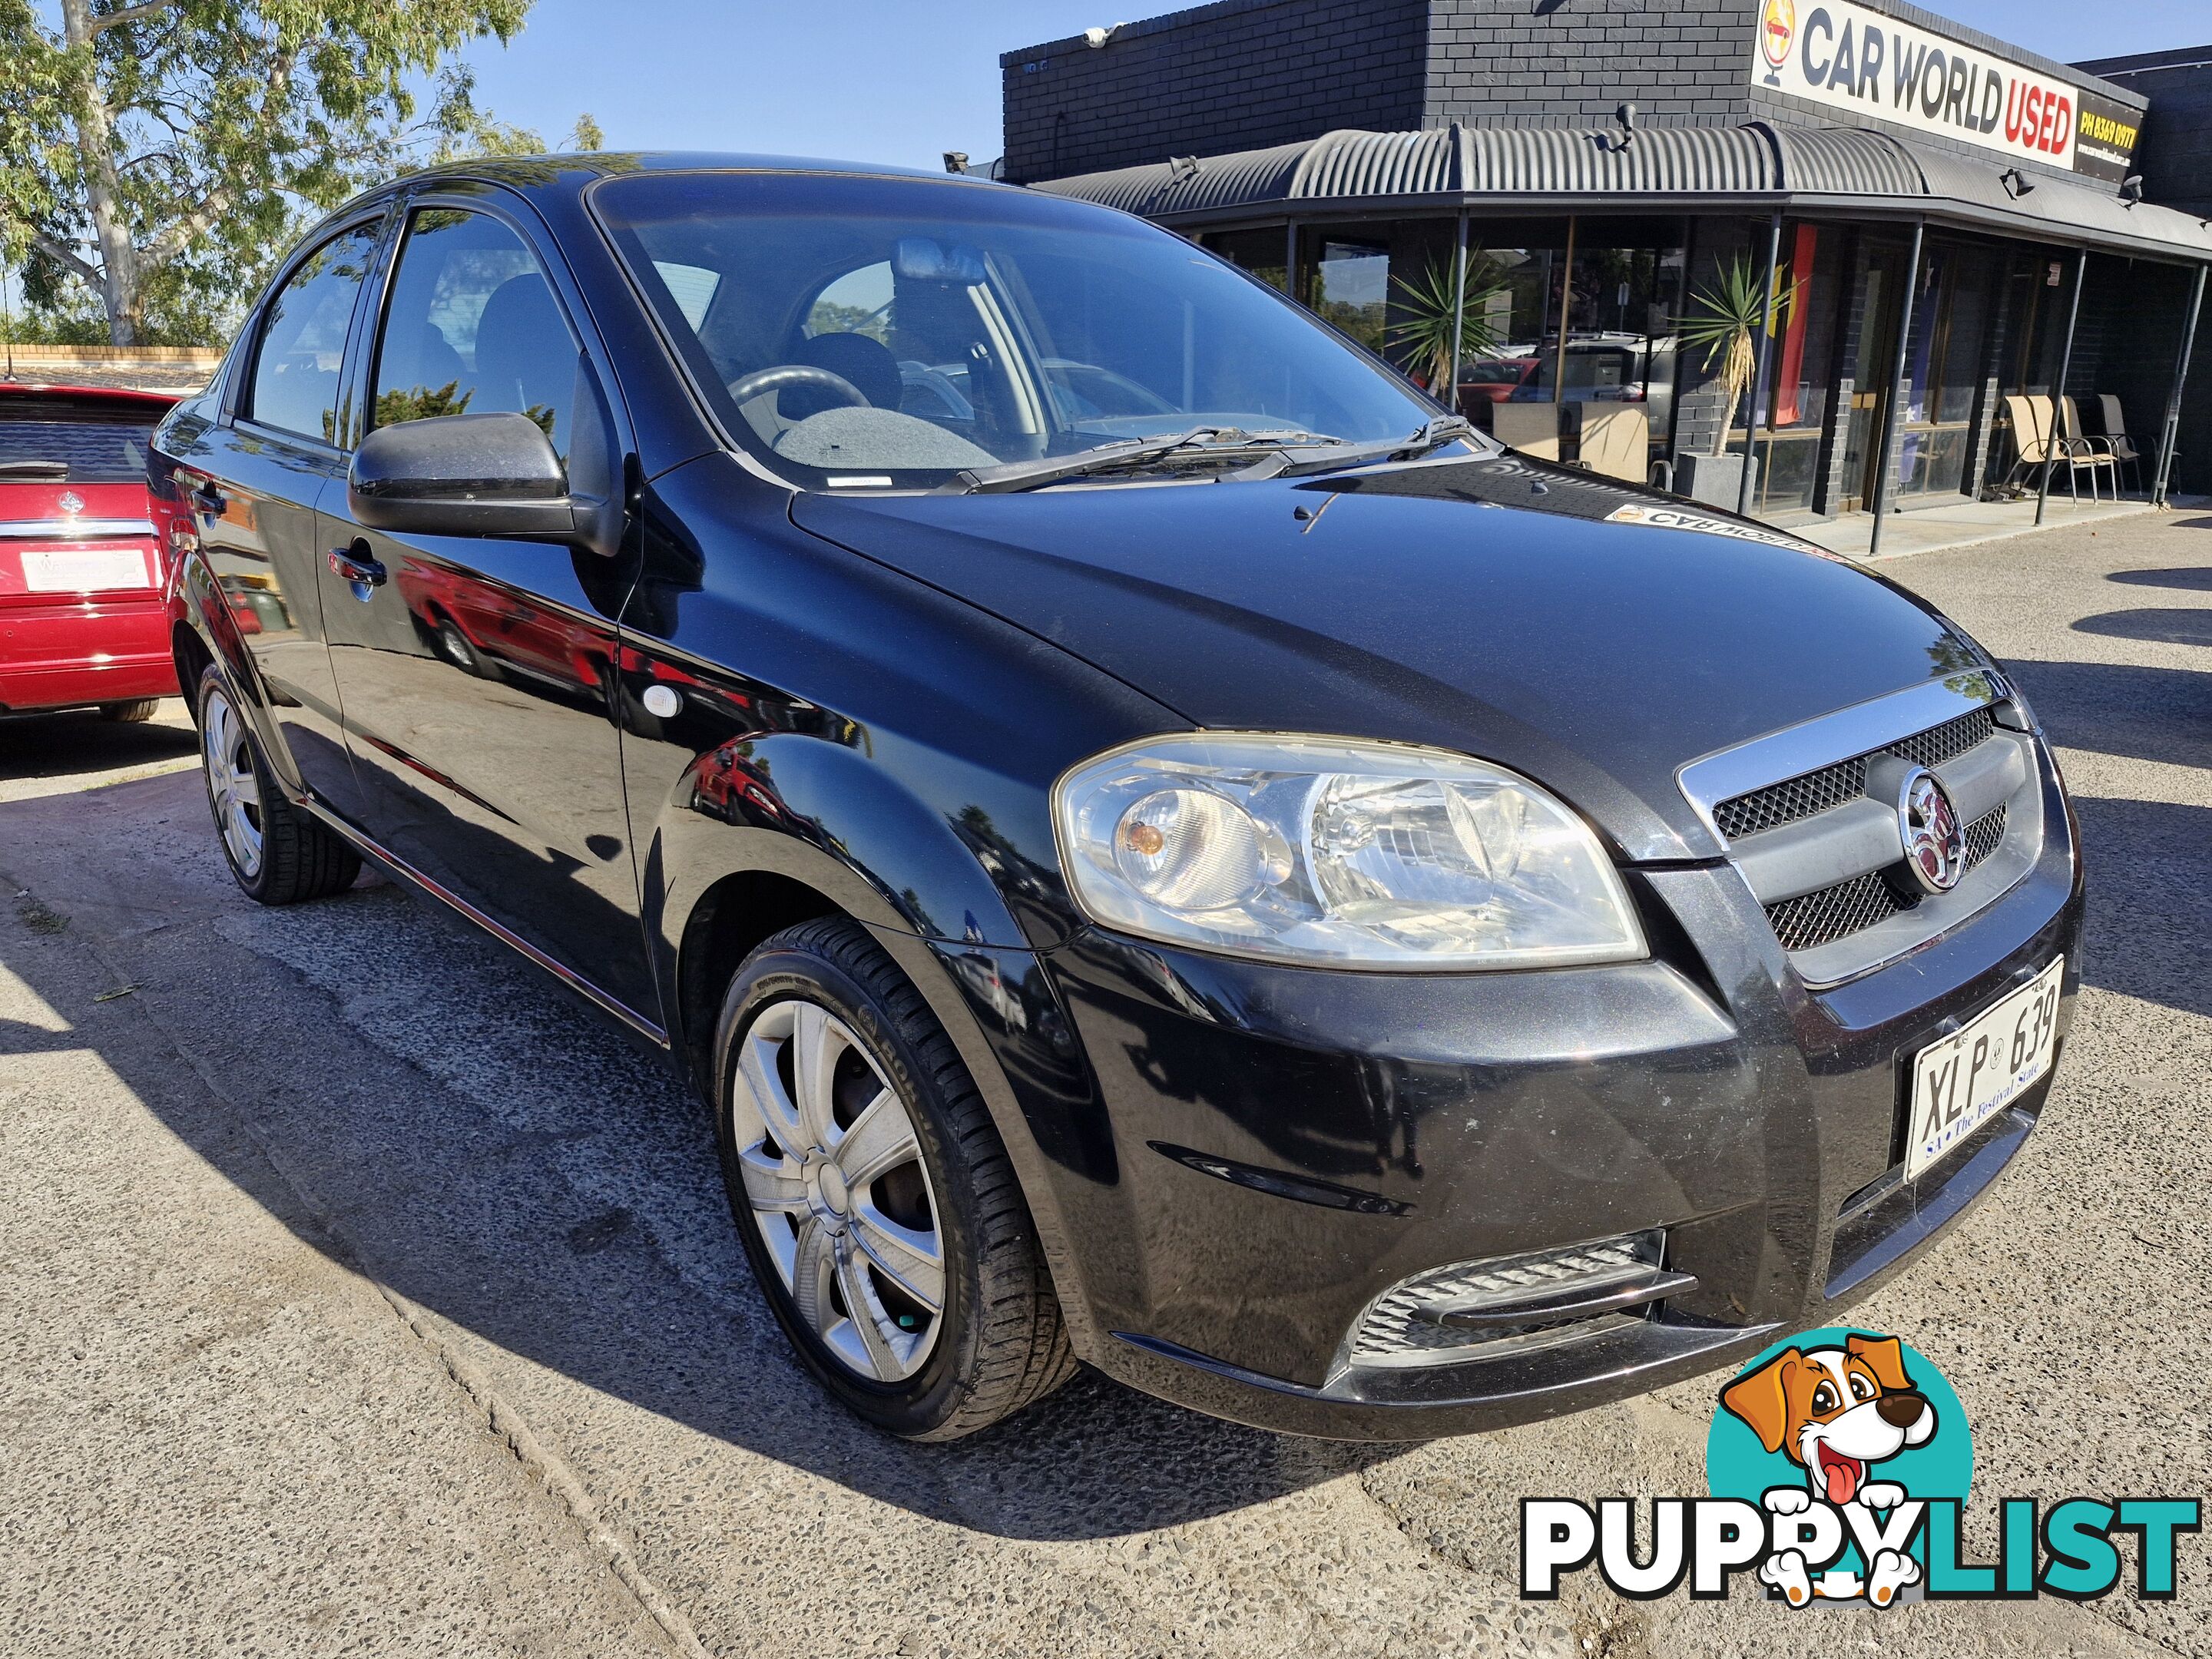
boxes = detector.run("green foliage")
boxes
[807,299,889,344]
[1676,252,1796,456]
[1385,250,1508,392]
[0,0,572,346]
[564,111,601,152]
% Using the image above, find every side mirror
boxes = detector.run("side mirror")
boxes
[349,412,578,541]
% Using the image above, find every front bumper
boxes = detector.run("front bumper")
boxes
[942,745,2082,1439]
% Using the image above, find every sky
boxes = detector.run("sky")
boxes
[458,0,2212,169]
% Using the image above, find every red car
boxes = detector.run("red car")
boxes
[0,382,185,720]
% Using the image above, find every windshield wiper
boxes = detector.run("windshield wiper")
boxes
[939,426,1346,495]
[935,416,1479,495]
[1270,415,1484,478]
[0,459,71,480]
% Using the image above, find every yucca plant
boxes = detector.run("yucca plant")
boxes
[1387,251,1509,396]
[1677,253,1796,456]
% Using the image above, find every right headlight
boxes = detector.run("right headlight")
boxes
[1051,732,1645,970]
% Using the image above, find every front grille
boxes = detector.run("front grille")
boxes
[1889,707,1997,770]
[1349,1232,1666,1368]
[1767,872,1913,952]
[1714,757,1866,840]
[1764,803,2009,952]
[1962,801,2008,865]
[1712,707,2000,843]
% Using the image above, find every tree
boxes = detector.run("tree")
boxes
[0,0,542,346]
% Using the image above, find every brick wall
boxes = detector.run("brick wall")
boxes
[1000,0,1427,184]
[1422,0,1761,128]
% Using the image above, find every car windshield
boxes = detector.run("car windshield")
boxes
[591,171,1444,489]
[0,416,157,484]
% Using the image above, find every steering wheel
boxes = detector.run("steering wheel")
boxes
[725,364,869,409]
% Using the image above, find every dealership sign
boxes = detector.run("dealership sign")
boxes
[1750,0,2141,182]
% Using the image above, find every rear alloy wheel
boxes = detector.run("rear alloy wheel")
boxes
[194,664,361,906]
[715,919,1076,1439]
[100,698,162,723]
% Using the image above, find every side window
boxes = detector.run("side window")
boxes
[247,224,379,443]
[371,208,579,461]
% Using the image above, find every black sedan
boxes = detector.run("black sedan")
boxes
[153,154,2081,1441]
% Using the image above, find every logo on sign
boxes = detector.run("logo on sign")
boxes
[58,490,84,515]
[1760,0,1795,74]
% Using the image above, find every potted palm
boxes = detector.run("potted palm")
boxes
[1673,253,1792,508]
[1386,251,1508,411]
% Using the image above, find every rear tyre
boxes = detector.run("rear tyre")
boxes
[100,698,162,723]
[714,917,1077,1441]
[194,664,361,906]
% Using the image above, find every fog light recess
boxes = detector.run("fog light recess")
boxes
[1346,1230,1694,1369]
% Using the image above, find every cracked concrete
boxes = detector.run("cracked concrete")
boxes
[2,507,2209,1655]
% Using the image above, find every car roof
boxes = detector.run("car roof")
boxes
[349,150,987,214]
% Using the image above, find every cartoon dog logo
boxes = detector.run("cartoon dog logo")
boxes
[1720,1333,1937,1605]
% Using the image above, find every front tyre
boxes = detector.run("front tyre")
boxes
[194,664,360,906]
[714,918,1075,1440]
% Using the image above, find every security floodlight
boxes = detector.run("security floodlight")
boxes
[2121,175,2144,204]
[1085,22,1128,48]
[943,151,970,175]
[1999,167,2035,200]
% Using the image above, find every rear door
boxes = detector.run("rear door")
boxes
[315,194,657,1030]
[177,217,388,819]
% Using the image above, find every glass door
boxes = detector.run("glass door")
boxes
[1841,243,1906,514]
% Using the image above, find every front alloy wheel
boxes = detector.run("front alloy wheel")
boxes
[730,998,945,1382]
[714,919,1076,1439]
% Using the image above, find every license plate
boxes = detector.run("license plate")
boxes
[1906,958,2064,1181]
[21,545,151,592]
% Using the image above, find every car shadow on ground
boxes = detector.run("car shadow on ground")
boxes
[2071,608,2212,647]
[1999,657,2212,773]
[2108,566,2212,591]
[0,776,1402,1543]
[0,704,195,784]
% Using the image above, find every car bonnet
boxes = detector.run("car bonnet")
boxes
[790,452,1971,862]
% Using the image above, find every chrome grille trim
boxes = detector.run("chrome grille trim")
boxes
[1714,707,1996,841]
[1677,671,2006,844]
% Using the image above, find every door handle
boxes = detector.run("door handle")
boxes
[328,542,387,591]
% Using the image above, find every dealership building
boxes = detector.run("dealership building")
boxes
[1002,0,2212,524]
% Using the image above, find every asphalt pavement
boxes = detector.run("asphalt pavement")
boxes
[3,507,2210,1658]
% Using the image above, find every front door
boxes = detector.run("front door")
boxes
[317,200,658,1029]
[181,220,385,820]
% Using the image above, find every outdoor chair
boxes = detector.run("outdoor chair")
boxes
[1577,406,1649,483]
[1492,402,1562,460]
[2061,396,2120,500]
[2001,394,2097,504]
[2098,395,2146,494]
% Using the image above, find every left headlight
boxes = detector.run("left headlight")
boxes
[1051,732,1646,970]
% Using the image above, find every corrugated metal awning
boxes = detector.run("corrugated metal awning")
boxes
[1034,121,2212,263]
